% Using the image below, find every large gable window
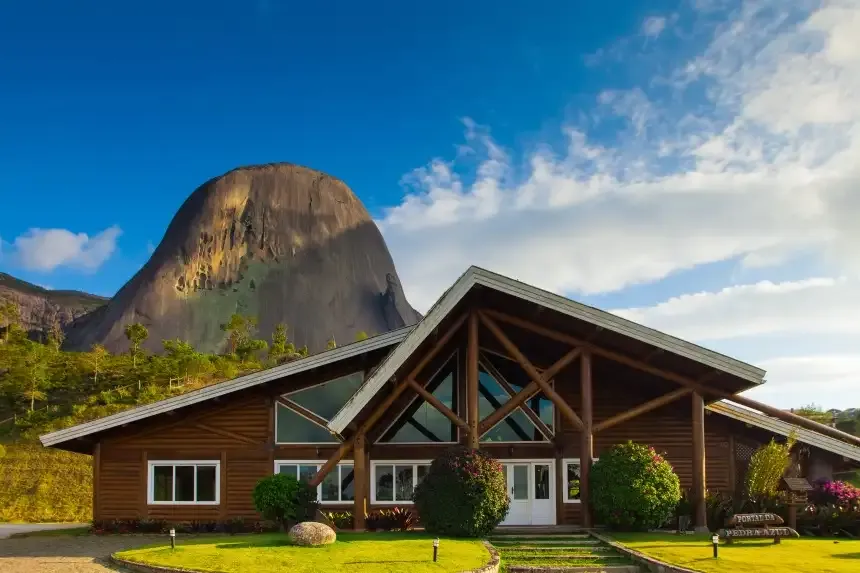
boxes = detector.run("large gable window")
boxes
[275,372,363,444]
[148,460,219,505]
[479,356,554,443]
[378,353,458,444]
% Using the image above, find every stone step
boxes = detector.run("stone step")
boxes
[491,533,591,539]
[505,566,641,573]
[496,545,614,551]
[491,538,601,546]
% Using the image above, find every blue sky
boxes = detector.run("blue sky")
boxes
[2,0,859,407]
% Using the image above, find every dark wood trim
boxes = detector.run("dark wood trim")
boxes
[353,433,367,530]
[478,311,584,431]
[138,449,146,518]
[406,378,469,430]
[477,345,582,435]
[594,388,693,433]
[580,351,593,528]
[555,450,564,526]
[692,392,706,529]
[275,398,332,432]
[310,313,469,487]
[266,396,275,446]
[481,354,554,440]
[467,312,480,448]
[193,423,261,446]
[93,441,101,520]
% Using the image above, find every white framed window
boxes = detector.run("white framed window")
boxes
[148,460,220,505]
[562,458,598,503]
[371,460,431,504]
[274,460,355,504]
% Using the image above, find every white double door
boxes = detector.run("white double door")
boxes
[500,460,555,526]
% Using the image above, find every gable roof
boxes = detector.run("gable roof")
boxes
[708,400,860,462]
[39,326,412,448]
[329,266,767,434]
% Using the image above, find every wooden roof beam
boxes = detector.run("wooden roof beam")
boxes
[480,353,554,441]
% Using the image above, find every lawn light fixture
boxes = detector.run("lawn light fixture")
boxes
[711,533,719,558]
[433,537,440,562]
[170,528,176,550]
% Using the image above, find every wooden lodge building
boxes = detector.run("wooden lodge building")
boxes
[41,267,860,529]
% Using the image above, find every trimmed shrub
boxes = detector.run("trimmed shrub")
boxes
[252,473,317,531]
[413,447,509,537]
[745,433,796,498]
[591,441,681,531]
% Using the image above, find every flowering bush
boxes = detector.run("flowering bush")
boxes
[810,479,860,507]
[413,447,509,537]
[591,441,681,531]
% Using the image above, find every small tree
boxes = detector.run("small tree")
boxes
[413,447,509,537]
[124,323,148,367]
[252,473,317,531]
[355,331,369,342]
[591,441,681,531]
[0,298,20,342]
[325,336,337,350]
[745,432,797,498]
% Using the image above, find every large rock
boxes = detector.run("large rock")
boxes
[0,273,106,341]
[288,521,336,546]
[63,163,421,354]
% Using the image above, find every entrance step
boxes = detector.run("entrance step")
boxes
[489,532,644,573]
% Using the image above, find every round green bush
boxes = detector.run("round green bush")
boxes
[591,441,681,531]
[413,447,509,537]
[252,473,317,531]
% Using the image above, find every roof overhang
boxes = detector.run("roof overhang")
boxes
[329,266,766,434]
[708,400,860,463]
[39,326,412,449]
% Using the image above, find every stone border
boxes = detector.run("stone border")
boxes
[589,531,701,573]
[112,539,500,573]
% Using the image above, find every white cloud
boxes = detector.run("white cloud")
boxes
[379,0,860,314]
[642,16,668,38]
[611,277,860,342]
[9,226,122,272]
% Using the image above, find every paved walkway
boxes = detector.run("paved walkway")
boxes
[0,534,164,573]
[0,523,90,539]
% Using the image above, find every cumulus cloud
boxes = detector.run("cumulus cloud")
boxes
[379,0,860,314]
[8,226,122,272]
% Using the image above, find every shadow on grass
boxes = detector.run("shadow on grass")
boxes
[832,553,860,560]
[214,540,294,549]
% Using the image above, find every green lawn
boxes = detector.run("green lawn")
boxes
[611,533,860,573]
[115,531,488,573]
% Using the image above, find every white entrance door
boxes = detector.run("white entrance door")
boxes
[500,461,556,526]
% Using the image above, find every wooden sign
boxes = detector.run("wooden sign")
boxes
[782,477,812,492]
[727,513,784,526]
[721,527,799,539]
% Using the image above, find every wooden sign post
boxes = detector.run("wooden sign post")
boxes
[720,513,799,544]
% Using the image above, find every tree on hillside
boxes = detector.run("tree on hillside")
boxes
[326,336,337,350]
[124,323,149,368]
[270,324,288,357]
[20,343,51,412]
[0,298,21,342]
[220,314,268,361]
[84,344,110,385]
[162,339,212,382]
[794,404,834,426]
[355,331,369,342]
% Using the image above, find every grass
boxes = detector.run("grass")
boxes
[9,526,90,538]
[115,531,488,573]
[611,532,860,573]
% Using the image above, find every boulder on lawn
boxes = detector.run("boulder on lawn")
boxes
[288,521,337,546]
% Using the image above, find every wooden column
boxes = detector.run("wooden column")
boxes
[139,450,147,516]
[467,312,480,449]
[692,392,707,531]
[93,442,101,521]
[580,351,593,528]
[353,433,367,530]
[219,450,228,519]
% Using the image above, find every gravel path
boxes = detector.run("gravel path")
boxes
[0,524,90,539]
[0,535,165,573]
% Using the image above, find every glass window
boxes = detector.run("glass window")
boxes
[534,464,551,500]
[478,366,552,442]
[149,462,219,504]
[373,462,430,503]
[285,372,364,420]
[277,462,354,503]
[380,356,458,444]
[152,466,173,502]
[563,459,596,503]
[275,403,337,443]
